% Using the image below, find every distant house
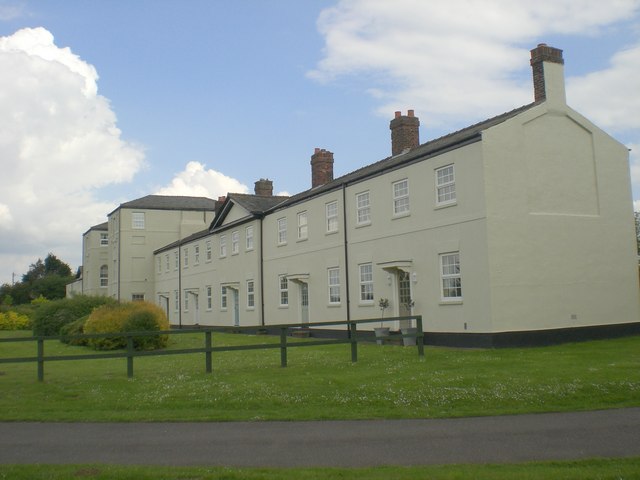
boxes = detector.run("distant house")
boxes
[80,222,109,296]
[79,44,640,346]
[105,195,218,302]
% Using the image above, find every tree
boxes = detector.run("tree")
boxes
[6,253,75,304]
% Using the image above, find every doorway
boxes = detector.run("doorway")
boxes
[299,282,309,324]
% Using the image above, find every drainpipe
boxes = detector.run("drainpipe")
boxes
[342,183,351,323]
[259,216,265,326]
[178,244,182,329]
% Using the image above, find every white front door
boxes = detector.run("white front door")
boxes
[300,283,309,324]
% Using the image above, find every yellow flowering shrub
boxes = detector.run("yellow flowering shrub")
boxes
[84,301,169,350]
[0,311,32,330]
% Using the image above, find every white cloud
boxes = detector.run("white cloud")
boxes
[310,0,640,126]
[155,161,249,198]
[568,44,640,132]
[0,1,27,21]
[0,27,144,283]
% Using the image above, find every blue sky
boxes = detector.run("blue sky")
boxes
[1,0,639,285]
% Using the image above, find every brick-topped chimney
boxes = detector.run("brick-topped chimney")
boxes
[254,178,273,196]
[311,148,334,188]
[390,110,420,156]
[530,43,565,104]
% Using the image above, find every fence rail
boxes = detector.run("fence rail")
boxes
[0,316,424,381]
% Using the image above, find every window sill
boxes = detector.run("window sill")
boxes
[435,201,457,210]
[296,238,308,243]
[439,300,463,305]
[356,222,371,229]
[325,230,338,236]
[392,212,410,220]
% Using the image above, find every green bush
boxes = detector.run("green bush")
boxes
[0,311,32,330]
[84,301,169,351]
[32,295,116,336]
[59,315,90,346]
[123,310,164,350]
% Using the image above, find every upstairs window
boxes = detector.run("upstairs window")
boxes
[165,254,170,272]
[246,226,254,251]
[100,233,109,246]
[132,212,145,229]
[220,235,227,257]
[206,240,212,261]
[356,191,371,225]
[277,217,287,245]
[183,247,189,268]
[194,245,200,265]
[326,201,338,233]
[393,179,410,215]
[232,231,239,255]
[436,165,456,206]
[297,212,308,240]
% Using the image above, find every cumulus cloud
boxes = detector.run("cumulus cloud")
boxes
[310,0,640,206]
[309,0,640,126]
[0,27,145,282]
[155,161,249,198]
[568,44,640,132]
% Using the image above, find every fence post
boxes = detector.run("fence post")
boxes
[280,327,287,367]
[126,335,134,378]
[350,322,358,363]
[205,330,212,373]
[416,316,425,358]
[37,337,44,382]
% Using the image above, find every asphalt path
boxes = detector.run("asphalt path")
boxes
[1,408,639,467]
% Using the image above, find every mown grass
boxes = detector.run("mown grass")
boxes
[1,331,639,421]
[1,458,640,479]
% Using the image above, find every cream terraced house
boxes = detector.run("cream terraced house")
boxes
[79,43,640,347]
[79,222,110,296]
[106,195,218,303]
[154,183,288,327]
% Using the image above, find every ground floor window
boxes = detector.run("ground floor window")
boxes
[359,263,373,302]
[328,267,340,304]
[247,280,255,308]
[440,252,462,300]
[279,275,289,306]
[132,293,144,302]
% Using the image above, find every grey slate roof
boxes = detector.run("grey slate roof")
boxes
[209,193,289,230]
[82,221,108,236]
[111,195,218,214]
[269,102,539,211]
[154,227,211,254]
[228,193,288,214]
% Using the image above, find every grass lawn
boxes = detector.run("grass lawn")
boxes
[1,458,640,479]
[2,331,640,478]
[0,331,639,422]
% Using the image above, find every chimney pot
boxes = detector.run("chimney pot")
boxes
[310,148,334,188]
[530,43,565,103]
[254,178,273,197]
[390,110,420,156]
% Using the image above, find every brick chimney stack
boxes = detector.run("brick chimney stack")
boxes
[311,148,334,188]
[254,178,273,196]
[530,43,565,104]
[390,110,420,156]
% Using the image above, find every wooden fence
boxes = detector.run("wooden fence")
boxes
[0,316,424,381]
